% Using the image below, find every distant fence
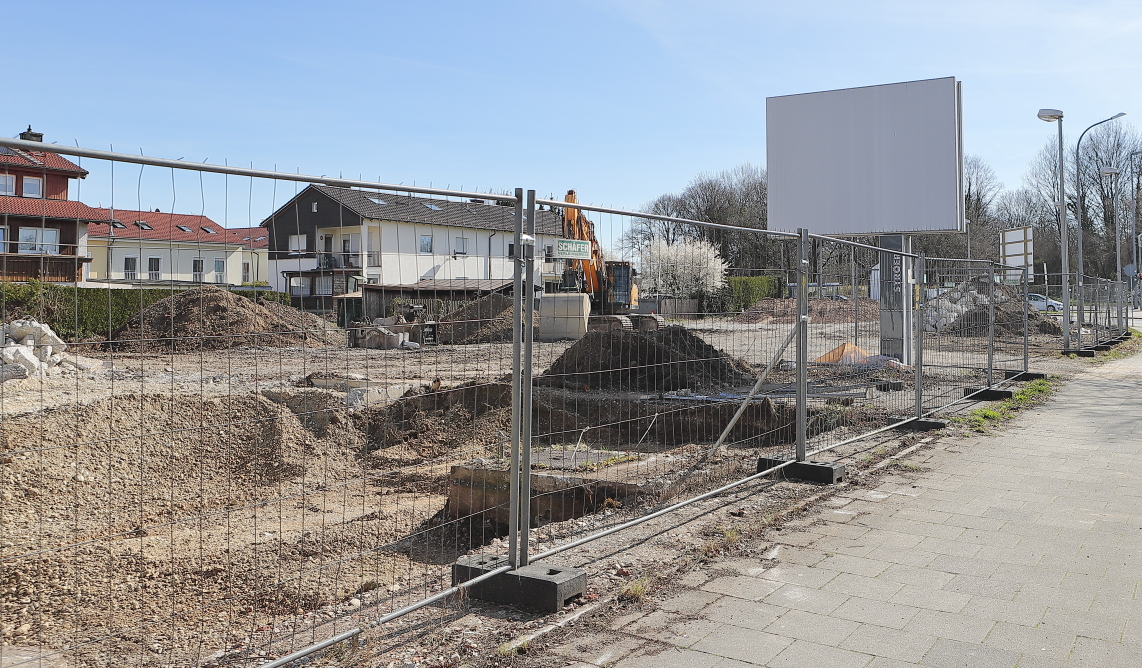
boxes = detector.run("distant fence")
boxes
[0,137,1046,668]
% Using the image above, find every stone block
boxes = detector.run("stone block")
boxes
[452,554,586,612]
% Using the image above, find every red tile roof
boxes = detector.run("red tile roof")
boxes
[0,147,87,177]
[0,195,108,221]
[225,226,269,249]
[87,208,242,245]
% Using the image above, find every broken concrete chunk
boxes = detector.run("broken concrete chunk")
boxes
[0,363,29,382]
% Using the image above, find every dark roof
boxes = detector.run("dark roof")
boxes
[0,146,88,177]
[263,185,562,235]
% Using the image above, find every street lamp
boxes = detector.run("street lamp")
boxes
[1100,165,1123,330]
[1131,151,1142,310]
[1037,108,1072,350]
[1074,112,1126,342]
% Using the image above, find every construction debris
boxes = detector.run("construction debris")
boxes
[110,286,346,351]
[813,342,909,369]
[1,319,67,380]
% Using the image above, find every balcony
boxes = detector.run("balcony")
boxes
[0,254,92,283]
[317,252,361,269]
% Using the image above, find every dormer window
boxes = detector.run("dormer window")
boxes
[176,225,192,232]
[201,227,217,234]
[0,175,13,196]
[134,221,153,230]
[22,177,42,198]
[110,221,126,229]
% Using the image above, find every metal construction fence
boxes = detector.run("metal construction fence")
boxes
[0,139,1044,668]
[1032,273,1130,350]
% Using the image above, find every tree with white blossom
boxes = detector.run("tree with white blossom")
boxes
[637,238,727,298]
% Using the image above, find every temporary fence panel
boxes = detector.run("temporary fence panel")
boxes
[0,137,1040,668]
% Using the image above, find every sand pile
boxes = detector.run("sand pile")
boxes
[734,297,880,324]
[110,286,346,351]
[541,325,750,391]
[436,293,516,344]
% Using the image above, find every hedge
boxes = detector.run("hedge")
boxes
[727,275,783,311]
[0,281,290,342]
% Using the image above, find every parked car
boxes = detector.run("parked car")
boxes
[1027,293,1063,312]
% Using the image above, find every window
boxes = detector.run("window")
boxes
[134,221,153,230]
[367,196,387,205]
[148,257,161,281]
[110,221,126,229]
[192,258,204,282]
[213,258,225,283]
[288,234,307,253]
[176,225,192,232]
[289,276,310,296]
[311,202,318,213]
[22,177,42,198]
[17,227,59,254]
[0,175,13,196]
[419,235,433,254]
[255,236,267,241]
[315,274,333,296]
[201,226,217,234]
[123,256,138,280]
[242,262,251,283]
[423,203,442,211]
[454,237,468,254]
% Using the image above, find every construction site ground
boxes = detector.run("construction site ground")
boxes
[0,316,1123,668]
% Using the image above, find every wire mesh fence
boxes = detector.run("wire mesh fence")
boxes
[0,138,1043,668]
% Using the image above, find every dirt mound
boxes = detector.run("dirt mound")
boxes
[109,286,346,351]
[541,325,750,391]
[437,293,515,344]
[734,297,880,324]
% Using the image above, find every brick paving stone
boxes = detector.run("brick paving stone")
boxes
[767,639,873,668]
[839,622,938,663]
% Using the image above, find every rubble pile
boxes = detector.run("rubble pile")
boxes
[923,279,1045,336]
[1,319,71,381]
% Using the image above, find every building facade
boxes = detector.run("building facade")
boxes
[261,185,564,310]
[0,127,96,283]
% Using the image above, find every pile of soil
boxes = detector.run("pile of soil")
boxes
[436,293,515,344]
[734,297,880,324]
[109,287,347,351]
[541,325,751,391]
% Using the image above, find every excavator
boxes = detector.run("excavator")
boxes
[559,190,664,333]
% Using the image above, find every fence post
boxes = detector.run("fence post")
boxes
[796,228,809,462]
[508,188,523,569]
[914,255,925,419]
[987,264,996,386]
[1023,265,1030,373]
[519,190,538,566]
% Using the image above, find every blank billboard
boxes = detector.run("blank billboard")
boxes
[767,77,964,236]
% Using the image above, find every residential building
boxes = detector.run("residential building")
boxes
[87,209,245,286]
[260,185,563,310]
[225,227,270,285]
[0,127,97,283]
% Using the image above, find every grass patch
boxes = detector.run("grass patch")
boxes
[698,526,743,560]
[619,574,652,602]
[954,377,1062,432]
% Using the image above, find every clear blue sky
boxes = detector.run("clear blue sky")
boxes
[8,0,1142,226]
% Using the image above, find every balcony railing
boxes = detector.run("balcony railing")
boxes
[318,252,361,269]
[0,254,92,283]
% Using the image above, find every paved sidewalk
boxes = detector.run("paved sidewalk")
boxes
[555,353,1142,667]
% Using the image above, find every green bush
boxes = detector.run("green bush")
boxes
[727,275,782,311]
[0,281,290,342]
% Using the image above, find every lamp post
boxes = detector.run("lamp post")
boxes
[1100,165,1123,330]
[1074,113,1126,343]
[1131,151,1142,310]
[1037,109,1072,350]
